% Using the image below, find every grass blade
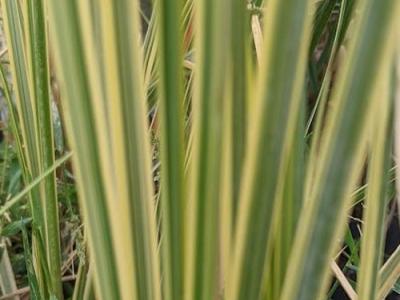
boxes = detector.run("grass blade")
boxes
[1,1,63,296]
[0,152,71,216]
[185,0,232,298]
[228,0,312,298]
[0,243,19,300]
[356,54,393,300]
[281,1,400,299]
[1,0,43,230]
[157,0,186,298]
[47,0,161,299]
[45,1,122,298]
[231,0,250,218]
[378,245,400,299]
[24,1,62,296]
[21,225,42,300]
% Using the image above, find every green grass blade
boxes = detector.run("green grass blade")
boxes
[71,260,88,300]
[228,0,312,298]
[378,245,400,299]
[310,0,337,53]
[83,267,95,300]
[230,0,250,218]
[306,0,347,136]
[21,224,42,300]
[47,0,161,299]
[265,104,305,300]
[0,243,19,299]
[96,1,161,298]
[356,56,393,300]
[281,1,400,299]
[156,0,186,299]
[1,2,63,296]
[45,1,122,298]
[0,51,29,185]
[24,1,62,296]
[0,152,71,216]
[184,0,232,298]
[396,22,400,239]
[1,0,43,228]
